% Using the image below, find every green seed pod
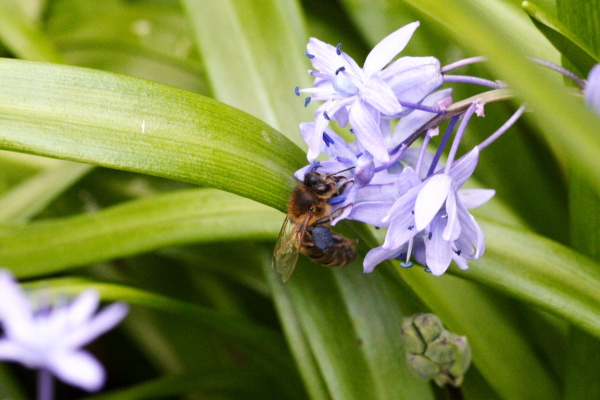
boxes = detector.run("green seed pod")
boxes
[401,313,471,388]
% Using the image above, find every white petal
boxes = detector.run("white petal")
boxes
[348,201,393,226]
[449,147,479,188]
[585,64,600,113]
[307,38,348,76]
[350,100,390,162]
[49,350,105,392]
[458,188,495,209]
[0,270,35,340]
[0,339,40,367]
[64,303,128,348]
[442,189,460,241]
[363,246,402,273]
[67,290,100,327]
[363,22,420,77]
[361,75,403,116]
[425,221,453,276]
[415,174,452,230]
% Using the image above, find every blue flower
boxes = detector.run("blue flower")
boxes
[0,270,129,392]
[585,64,600,113]
[364,147,494,275]
[298,22,443,163]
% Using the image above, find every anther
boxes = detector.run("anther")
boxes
[304,97,312,107]
[323,132,335,147]
[336,43,342,55]
[323,111,330,120]
[294,86,300,96]
[335,66,346,75]
[400,261,414,268]
[305,51,315,59]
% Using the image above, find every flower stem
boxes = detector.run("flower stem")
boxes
[443,75,503,89]
[528,57,586,88]
[445,102,479,174]
[441,56,487,73]
[478,104,527,151]
[37,369,54,400]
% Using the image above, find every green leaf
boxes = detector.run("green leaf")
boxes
[0,188,281,277]
[454,219,600,338]
[181,0,313,146]
[402,268,560,400]
[523,1,599,74]
[265,259,434,400]
[0,0,64,63]
[0,161,92,223]
[82,370,290,400]
[0,58,305,210]
[23,277,305,399]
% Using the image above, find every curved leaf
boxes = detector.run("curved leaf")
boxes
[0,58,306,210]
[454,219,600,338]
[0,188,282,277]
[523,1,599,74]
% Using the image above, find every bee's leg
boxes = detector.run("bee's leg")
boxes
[313,203,353,226]
[335,179,354,196]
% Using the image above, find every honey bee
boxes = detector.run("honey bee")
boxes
[273,167,358,282]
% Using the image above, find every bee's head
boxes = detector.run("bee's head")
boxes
[304,171,336,197]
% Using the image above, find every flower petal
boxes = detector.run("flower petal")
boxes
[349,100,390,162]
[585,64,600,113]
[425,219,453,276]
[414,174,452,230]
[0,270,35,341]
[66,290,100,327]
[361,75,403,116]
[363,22,420,77]
[348,201,393,226]
[381,56,443,110]
[457,188,495,209]
[449,147,479,188]
[442,189,460,241]
[363,246,403,273]
[64,302,128,348]
[49,350,105,392]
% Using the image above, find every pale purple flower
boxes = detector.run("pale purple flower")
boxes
[298,22,443,163]
[585,64,600,112]
[364,147,494,275]
[0,270,129,392]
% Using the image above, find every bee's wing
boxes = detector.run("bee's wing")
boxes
[273,215,307,282]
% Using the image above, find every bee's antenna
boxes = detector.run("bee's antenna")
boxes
[327,166,355,177]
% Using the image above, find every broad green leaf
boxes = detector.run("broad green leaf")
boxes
[523,1,599,75]
[453,219,600,338]
[181,0,313,147]
[0,188,281,277]
[265,258,434,400]
[554,1,600,398]
[45,0,208,93]
[0,58,305,210]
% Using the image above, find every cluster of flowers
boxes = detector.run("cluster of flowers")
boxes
[294,21,599,276]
